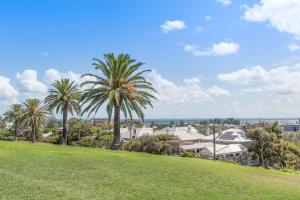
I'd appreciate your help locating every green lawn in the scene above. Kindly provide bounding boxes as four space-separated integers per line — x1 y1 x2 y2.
0 142 300 200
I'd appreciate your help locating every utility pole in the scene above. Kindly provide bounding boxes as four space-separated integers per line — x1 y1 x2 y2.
213 122 216 160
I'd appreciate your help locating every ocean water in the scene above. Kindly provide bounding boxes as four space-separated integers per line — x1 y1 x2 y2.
143 118 300 125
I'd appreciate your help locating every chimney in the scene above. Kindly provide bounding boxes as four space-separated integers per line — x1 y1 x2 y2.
187 125 192 133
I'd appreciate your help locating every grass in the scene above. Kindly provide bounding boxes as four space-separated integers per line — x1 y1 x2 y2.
0 142 300 200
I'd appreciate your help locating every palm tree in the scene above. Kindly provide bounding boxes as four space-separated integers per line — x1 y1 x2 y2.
81 53 156 150
3 104 23 141
21 99 48 143
45 79 81 144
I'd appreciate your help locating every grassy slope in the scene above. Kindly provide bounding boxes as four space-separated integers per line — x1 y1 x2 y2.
0 142 300 200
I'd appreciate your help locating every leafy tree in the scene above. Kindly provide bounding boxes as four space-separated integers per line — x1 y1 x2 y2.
68 118 92 143
44 116 60 136
3 104 23 140
81 53 156 150
246 123 300 169
21 99 48 143
45 79 81 144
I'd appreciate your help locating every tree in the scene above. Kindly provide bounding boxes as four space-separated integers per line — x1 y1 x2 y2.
0 116 6 135
3 104 23 140
21 99 48 143
45 79 81 144
246 123 300 169
81 53 156 150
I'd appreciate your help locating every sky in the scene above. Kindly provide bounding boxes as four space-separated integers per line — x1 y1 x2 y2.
1 0 300 119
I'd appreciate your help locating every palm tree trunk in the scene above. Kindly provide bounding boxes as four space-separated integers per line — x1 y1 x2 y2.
62 108 68 145
31 124 36 143
111 105 120 150
14 121 18 141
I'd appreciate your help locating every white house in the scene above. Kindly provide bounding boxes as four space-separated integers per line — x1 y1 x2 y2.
154 125 205 144
201 128 251 144
180 142 248 163
120 127 154 140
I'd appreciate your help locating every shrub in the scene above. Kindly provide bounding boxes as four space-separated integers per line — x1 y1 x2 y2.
79 136 96 147
0 135 15 141
40 135 60 144
124 134 178 155
181 151 195 158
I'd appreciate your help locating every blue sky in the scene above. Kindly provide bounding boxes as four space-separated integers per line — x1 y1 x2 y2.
1 0 300 118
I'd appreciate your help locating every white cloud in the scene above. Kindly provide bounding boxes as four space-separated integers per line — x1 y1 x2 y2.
243 0 300 38
184 42 239 56
217 0 231 6
0 76 19 105
218 63 300 101
205 16 212 21
160 20 186 33
148 70 229 105
217 65 267 85
206 86 230 96
45 69 96 89
16 69 48 98
288 44 300 51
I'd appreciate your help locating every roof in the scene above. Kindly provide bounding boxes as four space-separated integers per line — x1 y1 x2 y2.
154 126 205 141
120 127 154 140
202 128 250 143
180 142 247 156
202 144 246 156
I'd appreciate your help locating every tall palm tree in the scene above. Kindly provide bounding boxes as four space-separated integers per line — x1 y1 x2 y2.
81 53 156 150
21 99 48 143
45 79 81 144
3 104 23 141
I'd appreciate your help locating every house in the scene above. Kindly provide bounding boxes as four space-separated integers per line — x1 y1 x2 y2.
282 123 300 132
201 128 251 144
179 128 250 164
120 127 154 140
87 118 111 126
153 125 205 145
180 142 248 164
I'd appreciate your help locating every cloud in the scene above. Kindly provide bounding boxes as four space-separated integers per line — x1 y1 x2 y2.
160 20 186 33
243 0 300 38
45 69 96 89
206 86 230 96
184 42 239 56
42 51 49 57
148 70 229 105
0 76 19 105
217 65 267 85
216 0 231 6
195 26 204 33
289 44 300 51
218 63 300 101
16 69 48 98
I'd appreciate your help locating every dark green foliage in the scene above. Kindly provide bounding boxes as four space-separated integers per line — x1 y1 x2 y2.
124 134 178 155
181 151 195 158
79 136 96 147
246 122 300 169
40 135 60 144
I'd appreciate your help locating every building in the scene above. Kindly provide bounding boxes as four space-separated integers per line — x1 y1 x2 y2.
120 127 154 140
179 143 248 164
88 118 111 126
179 128 250 164
201 128 251 144
282 123 300 132
153 125 205 145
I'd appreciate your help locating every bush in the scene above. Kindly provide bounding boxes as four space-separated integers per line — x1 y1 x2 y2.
181 151 195 158
79 136 96 147
40 135 60 144
124 134 178 155
0 135 15 141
